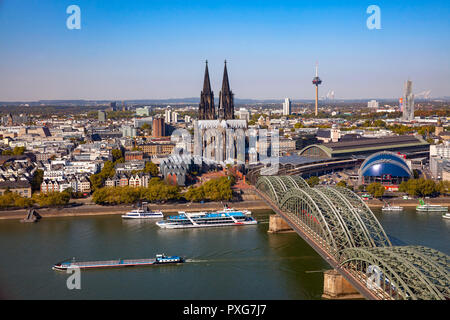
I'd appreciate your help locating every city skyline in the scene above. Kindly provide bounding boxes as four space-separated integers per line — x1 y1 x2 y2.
0 0 449 101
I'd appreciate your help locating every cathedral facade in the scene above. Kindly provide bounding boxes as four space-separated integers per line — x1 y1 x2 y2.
196 61 244 165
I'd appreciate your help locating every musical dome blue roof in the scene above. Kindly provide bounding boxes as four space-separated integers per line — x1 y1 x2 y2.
359 151 412 178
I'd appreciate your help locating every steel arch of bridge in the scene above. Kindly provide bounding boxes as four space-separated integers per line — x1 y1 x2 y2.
255 176 284 203
279 188 355 254
255 175 450 300
255 175 308 203
339 246 449 300
329 186 391 247
256 175 391 251
316 186 375 248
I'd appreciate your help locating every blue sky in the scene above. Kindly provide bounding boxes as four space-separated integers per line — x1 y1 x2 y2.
0 0 449 101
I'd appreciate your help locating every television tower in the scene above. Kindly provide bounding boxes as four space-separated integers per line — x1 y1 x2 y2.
312 63 322 116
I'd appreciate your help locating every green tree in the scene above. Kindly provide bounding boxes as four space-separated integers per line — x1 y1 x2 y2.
371 119 386 128
366 182 385 198
92 187 109 204
306 176 320 187
0 191 33 208
399 179 439 197
101 161 116 178
31 169 44 192
420 179 438 197
144 161 159 176
90 174 105 191
183 177 233 202
336 180 347 188
33 191 70 207
184 186 205 202
92 180 181 205
12 146 26 155
437 181 450 195
1 149 12 155
140 123 151 135
111 149 124 163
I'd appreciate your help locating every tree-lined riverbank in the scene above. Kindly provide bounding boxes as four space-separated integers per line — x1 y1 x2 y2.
0 200 272 220
1 197 449 220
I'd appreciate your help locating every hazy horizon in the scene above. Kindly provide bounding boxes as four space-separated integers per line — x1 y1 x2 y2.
1 96 449 105
1 1 449 101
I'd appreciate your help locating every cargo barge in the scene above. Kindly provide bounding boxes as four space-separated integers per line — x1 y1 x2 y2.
52 254 184 271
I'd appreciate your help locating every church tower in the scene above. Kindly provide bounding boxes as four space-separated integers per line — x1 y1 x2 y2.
218 60 235 120
199 60 216 120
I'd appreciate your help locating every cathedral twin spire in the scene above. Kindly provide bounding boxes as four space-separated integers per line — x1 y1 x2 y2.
199 60 234 120
199 60 215 120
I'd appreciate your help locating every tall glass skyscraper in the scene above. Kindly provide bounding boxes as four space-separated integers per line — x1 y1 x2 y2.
283 98 291 116
402 80 415 121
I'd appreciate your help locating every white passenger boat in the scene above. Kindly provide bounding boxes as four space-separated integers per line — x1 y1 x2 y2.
416 199 448 212
122 202 163 219
218 205 252 216
381 203 403 212
442 213 450 220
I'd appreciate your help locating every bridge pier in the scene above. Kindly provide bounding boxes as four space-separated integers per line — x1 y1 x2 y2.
322 270 364 300
267 215 294 233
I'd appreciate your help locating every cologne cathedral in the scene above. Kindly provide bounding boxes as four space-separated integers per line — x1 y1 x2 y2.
194 60 246 165
198 61 235 120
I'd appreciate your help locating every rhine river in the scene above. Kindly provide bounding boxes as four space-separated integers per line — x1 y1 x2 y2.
0 208 448 299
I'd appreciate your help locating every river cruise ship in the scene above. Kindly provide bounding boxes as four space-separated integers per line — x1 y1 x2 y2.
156 211 257 229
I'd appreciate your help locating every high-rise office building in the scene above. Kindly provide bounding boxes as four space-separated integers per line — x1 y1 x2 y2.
152 117 165 137
402 80 415 121
368 99 379 109
165 107 172 123
283 98 292 116
121 125 137 137
98 110 106 122
172 111 179 123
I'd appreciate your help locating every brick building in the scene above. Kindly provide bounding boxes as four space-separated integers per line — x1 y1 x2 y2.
125 151 144 161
